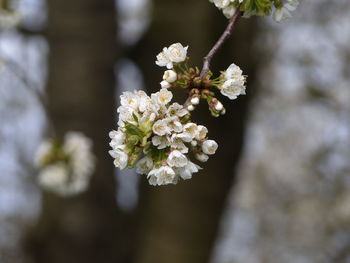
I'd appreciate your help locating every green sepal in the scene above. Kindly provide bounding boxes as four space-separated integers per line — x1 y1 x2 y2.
241 0 272 16
209 107 220 118
127 146 142 168
132 113 139 123
147 145 169 167
124 122 144 138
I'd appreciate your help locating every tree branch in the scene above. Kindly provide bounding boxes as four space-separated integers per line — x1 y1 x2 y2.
200 8 241 78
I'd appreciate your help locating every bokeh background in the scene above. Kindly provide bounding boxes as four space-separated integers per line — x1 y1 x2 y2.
1 0 350 262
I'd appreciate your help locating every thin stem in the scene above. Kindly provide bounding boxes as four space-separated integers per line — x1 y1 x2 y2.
200 8 241 78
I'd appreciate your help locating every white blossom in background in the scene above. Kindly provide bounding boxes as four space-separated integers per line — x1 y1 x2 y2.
35 132 96 196
0 10 21 32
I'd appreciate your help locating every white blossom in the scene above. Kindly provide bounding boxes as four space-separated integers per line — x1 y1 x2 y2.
163 70 177 83
273 0 299 22
224 63 243 80
137 90 154 112
221 79 246 100
202 140 218 155
155 47 172 69
36 132 96 196
170 134 189 153
152 135 170 149
165 116 183 133
152 88 173 105
209 0 243 18
160 80 171 89
117 105 138 126
167 150 188 168
109 145 128 169
148 174 158 186
148 166 176 185
38 163 69 192
176 161 201 180
167 43 188 63
167 103 188 117
120 91 140 110
195 125 208 140
109 130 126 148
221 63 246 100
153 119 171 136
182 123 198 141
136 156 153 175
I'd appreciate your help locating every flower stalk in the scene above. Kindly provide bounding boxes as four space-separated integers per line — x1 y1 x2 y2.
200 7 242 78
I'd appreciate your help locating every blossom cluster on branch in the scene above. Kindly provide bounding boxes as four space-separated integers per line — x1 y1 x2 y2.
109 43 245 186
109 0 299 186
35 132 96 196
210 0 299 22
109 88 218 186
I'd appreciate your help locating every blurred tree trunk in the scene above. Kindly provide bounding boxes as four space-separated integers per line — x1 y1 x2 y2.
24 1 134 262
129 1 259 263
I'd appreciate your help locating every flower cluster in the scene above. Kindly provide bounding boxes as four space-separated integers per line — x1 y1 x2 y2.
155 44 246 116
209 0 299 22
109 88 218 186
110 42 247 186
35 132 96 196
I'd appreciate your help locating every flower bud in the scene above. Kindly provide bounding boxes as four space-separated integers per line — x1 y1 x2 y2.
202 140 218 155
215 101 223 111
163 70 177 83
190 97 200 105
160 80 171 89
187 104 195 111
195 153 209 162
191 140 197 147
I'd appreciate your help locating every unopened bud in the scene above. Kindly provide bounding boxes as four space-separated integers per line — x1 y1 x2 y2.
190 97 200 105
187 104 195 111
215 101 223 111
191 140 198 147
163 70 177 83
195 153 209 162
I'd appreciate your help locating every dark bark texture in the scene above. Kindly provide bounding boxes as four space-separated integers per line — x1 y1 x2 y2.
24 1 134 263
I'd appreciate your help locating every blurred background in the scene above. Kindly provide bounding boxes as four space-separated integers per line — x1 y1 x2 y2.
0 0 350 262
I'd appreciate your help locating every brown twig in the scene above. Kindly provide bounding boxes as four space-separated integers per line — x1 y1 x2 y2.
200 8 242 78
